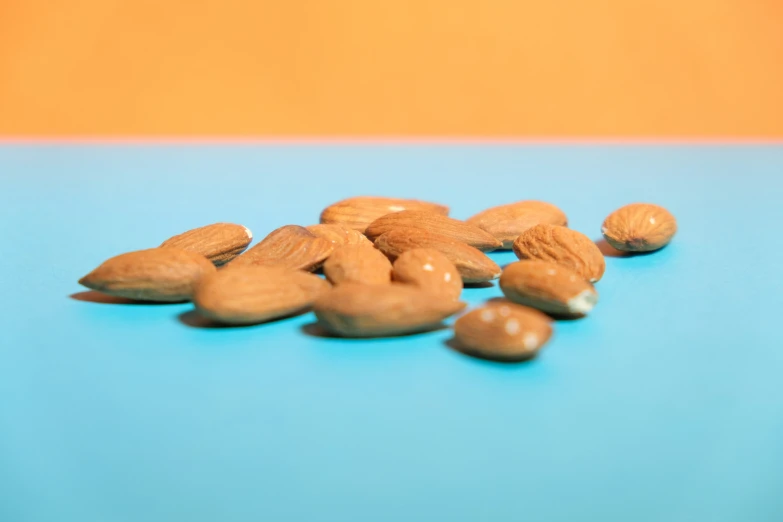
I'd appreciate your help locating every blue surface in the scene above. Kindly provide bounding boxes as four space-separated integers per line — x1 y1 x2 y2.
1 145 782 522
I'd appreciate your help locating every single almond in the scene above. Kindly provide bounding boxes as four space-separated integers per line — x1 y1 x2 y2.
453 301 553 362
230 225 334 271
512 224 606 282
320 196 449 233
79 248 216 302
160 222 253 266
602 203 677 252
305 224 374 247
314 283 466 337
194 265 329 325
374 228 501 283
323 245 393 285
365 210 501 251
467 201 568 249
392 248 462 301
500 260 598 317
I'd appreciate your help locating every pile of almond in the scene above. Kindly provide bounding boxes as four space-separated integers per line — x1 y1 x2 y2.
78 197 677 362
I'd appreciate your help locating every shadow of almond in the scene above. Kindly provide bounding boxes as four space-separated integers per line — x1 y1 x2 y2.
463 281 495 289
443 338 539 365
69 291 179 305
178 309 311 329
301 322 449 339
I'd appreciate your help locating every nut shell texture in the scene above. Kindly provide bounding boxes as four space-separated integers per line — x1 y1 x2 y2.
512 224 605 282
602 203 677 252
375 228 501 283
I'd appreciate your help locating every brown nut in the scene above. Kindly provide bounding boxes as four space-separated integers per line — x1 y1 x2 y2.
194 265 329 325
365 210 501 251
230 225 333 271
392 248 463 301
79 248 216 302
323 245 393 286
305 224 374 248
500 260 597 317
320 196 449 233
313 283 466 337
374 228 501 283
512 224 606 282
453 301 553 362
160 222 253 266
602 203 677 252
467 201 568 249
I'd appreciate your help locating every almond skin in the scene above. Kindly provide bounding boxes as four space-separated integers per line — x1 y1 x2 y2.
512 224 606 282
602 203 677 252
453 301 553 362
79 248 216 302
194 266 329 325
160 223 253 266
374 228 502 283
392 248 463 301
467 201 568 249
305 224 374 247
500 260 598 317
320 196 449 233
313 283 466 337
323 245 393 285
230 225 334 271
365 210 501 251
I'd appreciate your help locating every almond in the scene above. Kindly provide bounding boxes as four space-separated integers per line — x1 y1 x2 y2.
467 201 568 249
194 266 329 325
512 224 606 282
160 222 253 266
602 203 677 252
392 248 462 301
374 228 501 283
500 260 598 317
320 196 449 233
230 225 333 271
323 245 393 285
365 210 501 251
313 283 466 337
78 248 216 302
453 301 553 362
305 224 374 247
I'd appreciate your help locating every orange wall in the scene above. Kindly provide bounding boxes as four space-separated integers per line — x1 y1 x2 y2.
1 1 782 137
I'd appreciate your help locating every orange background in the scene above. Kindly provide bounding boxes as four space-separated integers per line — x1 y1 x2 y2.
1 1 782 138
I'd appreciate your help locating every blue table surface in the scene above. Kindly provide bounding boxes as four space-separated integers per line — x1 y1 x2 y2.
1 144 782 522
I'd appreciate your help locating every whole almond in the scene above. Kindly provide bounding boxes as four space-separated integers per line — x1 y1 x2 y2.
365 210 501 251
323 245 393 285
602 203 677 252
320 196 449 233
500 260 598 316
79 248 216 302
512 224 606 282
467 201 568 249
453 302 553 362
230 225 333 271
160 222 253 266
392 248 462 301
314 283 466 337
194 266 329 325
305 224 374 247
374 228 501 283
